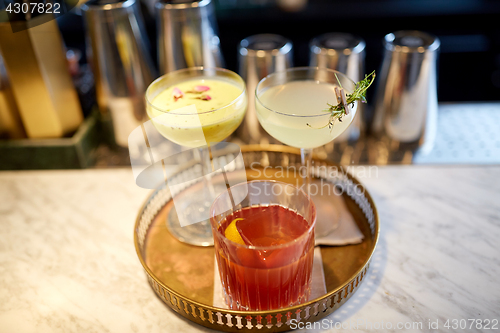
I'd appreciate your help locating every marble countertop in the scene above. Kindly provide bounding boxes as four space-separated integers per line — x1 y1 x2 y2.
1 166 499 332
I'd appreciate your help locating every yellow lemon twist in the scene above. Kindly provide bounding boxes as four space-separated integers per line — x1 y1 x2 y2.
224 218 245 245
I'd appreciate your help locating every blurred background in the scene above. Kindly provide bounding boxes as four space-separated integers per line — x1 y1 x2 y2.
1 0 500 169
58 0 500 103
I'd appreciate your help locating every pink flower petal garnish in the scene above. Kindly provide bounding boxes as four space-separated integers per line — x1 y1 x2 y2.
172 87 184 101
195 94 211 101
194 85 210 92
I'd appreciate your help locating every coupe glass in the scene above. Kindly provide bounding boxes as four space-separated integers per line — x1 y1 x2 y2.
255 67 357 237
146 67 247 246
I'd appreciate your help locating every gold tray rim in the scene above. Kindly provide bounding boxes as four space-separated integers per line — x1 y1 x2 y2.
134 144 380 328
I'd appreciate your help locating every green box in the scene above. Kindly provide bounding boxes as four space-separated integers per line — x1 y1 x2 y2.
0 111 101 170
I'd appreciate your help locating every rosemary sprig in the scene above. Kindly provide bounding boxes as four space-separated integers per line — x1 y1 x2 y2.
307 71 376 129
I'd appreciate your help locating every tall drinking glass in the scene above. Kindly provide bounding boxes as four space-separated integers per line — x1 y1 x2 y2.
146 67 247 246
255 67 357 237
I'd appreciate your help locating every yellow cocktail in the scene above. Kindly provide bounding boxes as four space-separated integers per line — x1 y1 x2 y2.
146 69 247 147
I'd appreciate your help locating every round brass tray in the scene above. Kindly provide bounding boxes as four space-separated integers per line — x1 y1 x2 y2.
134 145 379 332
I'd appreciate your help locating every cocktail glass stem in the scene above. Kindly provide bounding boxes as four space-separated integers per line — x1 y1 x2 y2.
301 147 337 238
198 145 216 199
197 145 217 239
300 148 313 194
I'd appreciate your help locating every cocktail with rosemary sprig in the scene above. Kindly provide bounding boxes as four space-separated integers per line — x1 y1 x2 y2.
255 67 375 236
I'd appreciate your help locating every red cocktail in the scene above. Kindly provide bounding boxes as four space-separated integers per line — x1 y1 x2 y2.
210 181 316 311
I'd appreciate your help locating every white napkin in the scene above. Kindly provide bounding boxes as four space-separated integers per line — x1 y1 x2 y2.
312 186 365 246
213 247 327 308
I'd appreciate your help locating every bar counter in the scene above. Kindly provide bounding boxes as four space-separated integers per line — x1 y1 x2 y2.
1 165 499 332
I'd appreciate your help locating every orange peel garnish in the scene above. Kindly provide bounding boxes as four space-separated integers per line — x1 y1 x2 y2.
224 218 245 245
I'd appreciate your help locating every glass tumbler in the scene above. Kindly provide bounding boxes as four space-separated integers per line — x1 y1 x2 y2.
210 180 316 311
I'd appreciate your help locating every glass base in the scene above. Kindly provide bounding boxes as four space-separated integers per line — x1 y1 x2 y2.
166 183 227 247
167 207 214 247
165 165 248 247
